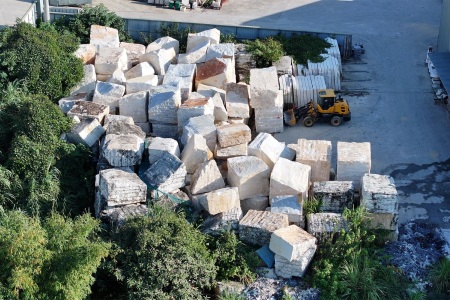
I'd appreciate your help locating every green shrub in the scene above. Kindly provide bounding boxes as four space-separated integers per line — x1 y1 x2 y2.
274 33 331 65
245 37 285 68
218 290 246 300
430 258 450 295
221 33 237 43
303 196 323 215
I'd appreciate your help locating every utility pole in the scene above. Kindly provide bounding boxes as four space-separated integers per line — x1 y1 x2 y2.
43 0 50 22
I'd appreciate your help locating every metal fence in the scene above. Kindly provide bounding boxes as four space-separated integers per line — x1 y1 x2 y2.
50 6 82 22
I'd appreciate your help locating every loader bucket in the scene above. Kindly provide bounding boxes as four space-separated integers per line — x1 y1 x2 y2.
284 108 296 126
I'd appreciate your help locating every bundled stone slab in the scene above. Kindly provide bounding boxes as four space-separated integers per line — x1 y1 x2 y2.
186 28 220 53
71 64 97 95
67 117 105 147
99 203 148 229
148 137 180 165
119 42 146 66
140 48 176 75
227 156 270 200
296 139 332 183
195 58 235 90
74 44 96 65
148 85 182 125
312 181 355 213
217 123 251 148
306 213 347 241
225 83 250 118
195 186 239 215
67 100 109 122
270 195 303 223
214 143 248 160
240 196 269 215
248 132 294 170
107 69 126 86
105 121 146 141
124 62 155 80
206 43 235 61
254 106 284 133
103 134 145 167
249 66 280 108
163 64 196 101
119 91 148 123
270 158 311 202
269 225 316 261
142 152 187 193
181 115 217 151
239 210 289 246
336 142 371 188
181 134 213 174
177 97 214 132
92 81 126 112
178 40 210 64
90 25 120 48
126 75 159 94
201 206 243 235
95 47 129 76
190 160 225 195
99 168 147 207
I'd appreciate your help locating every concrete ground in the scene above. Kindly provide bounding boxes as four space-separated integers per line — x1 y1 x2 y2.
93 0 450 233
0 0 35 27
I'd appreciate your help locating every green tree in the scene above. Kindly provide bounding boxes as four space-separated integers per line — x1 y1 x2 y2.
0 22 83 102
245 37 285 68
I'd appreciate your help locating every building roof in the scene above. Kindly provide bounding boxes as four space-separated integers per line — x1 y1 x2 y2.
0 0 35 28
429 52 450 93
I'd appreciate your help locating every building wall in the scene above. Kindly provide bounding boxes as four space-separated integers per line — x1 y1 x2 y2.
438 0 450 52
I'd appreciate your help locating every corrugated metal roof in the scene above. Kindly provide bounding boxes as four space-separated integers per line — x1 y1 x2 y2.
429 52 450 92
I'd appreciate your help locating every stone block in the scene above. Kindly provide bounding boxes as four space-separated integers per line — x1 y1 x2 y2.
273 56 294 76
361 174 398 214
146 36 179 57
124 62 155 80
296 139 332 183
104 115 134 128
99 168 147 207
181 134 213 173
142 152 187 193
103 134 145 167
67 118 105 147
71 64 97 95
254 106 284 133
67 100 109 123
248 132 291 170
151 122 178 139
178 40 210 64
249 66 280 108
197 83 226 102
240 196 269 215
120 42 146 66
163 64 196 102
336 142 371 188
214 143 248 160
140 48 176 75
201 206 243 235
186 28 220 53
177 97 214 132
195 58 235 90
196 186 240 215
105 121 146 140
225 82 250 118
256 245 275 268
90 25 120 48
107 69 127 86
216 123 251 148
312 181 355 213
74 44 96 64
211 92 228 121
126 75 159 94
269 225 316 261
96 74 111 82
147 137 180 165
270 195 303 223
181 115 217 152
306 213 347 241
119 91 148 123
190 160 225 195
206 43 235 61
227 156 270 200
95 47 129 75
274 248 316 278
239 210 289 246
135 122 150 134
59 93 89 114
92 81 126 112
148 85 182 125
99 204 148 229
270 158 311 202
366 212 398 231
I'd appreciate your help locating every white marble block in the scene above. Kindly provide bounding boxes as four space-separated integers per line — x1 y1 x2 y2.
124 62 155 80
93 81 126 112
147 137 180 165
95 47 129 75
225 82 250 118
90 25 120 48
181 134 213 173
197 187 240 215
296 139 332 183
126 75 159 94
119 91 148 123
269 225 316 262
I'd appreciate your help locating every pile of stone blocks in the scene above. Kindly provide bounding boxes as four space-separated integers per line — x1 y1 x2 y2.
360 174 399 240
249 66 284 133
181 115 217 152
312 181 355 212
195 58 236 90
248 132 295 170
296 139 332 182
269 225 317 278
336 142 371 188
306 213 346 242
163 63 196 102
225 83 250 120
239 210 289 245
270 158 311 203
147 137 180 165
93 81 126 113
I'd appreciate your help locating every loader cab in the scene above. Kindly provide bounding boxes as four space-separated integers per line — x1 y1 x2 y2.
317 89 337 112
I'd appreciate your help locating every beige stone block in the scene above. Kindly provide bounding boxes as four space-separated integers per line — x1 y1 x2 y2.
177 97 214 133
148 137 180 165
227 156 270 199
140 48 176 75
361 173 398 214
67 118 105 147
95 47 129 75
270 158 311 202
254 106 284 133
190 160 225 195
239 210 289 246
124 62 155 80
107 69 127 86
181 115 217 152
126 75 159 94
270 225 316 261
226 82 250 118
74 44 96 64
197 186 240 215
186 28 220 53
217 123 251 148
296 139 332 183
93 81 125 111
248 132 290 170
103 134 145 167
336 142 371 188
119 42 146 66
178 40 210 64
181 134 213 173
214 143 248 160
90 25 120 48
119 91 148 123
146 36 179 57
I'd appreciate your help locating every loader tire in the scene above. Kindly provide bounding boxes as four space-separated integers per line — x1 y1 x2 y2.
303 117 314 127
330 116 342 126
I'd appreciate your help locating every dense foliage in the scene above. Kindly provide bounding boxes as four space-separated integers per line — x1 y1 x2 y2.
0 22 83 102
245 37 285 68
429 258 450 297
0 208 110 299
275 33 332 65
156 23 192 53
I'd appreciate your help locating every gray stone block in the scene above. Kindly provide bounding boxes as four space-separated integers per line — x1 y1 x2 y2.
142 152 187 193
93 81 126 111
270 195 303 223
239 210 289 246
119 91 148 123
147 137 180 165
102 134 144 167
67 100 109 123
312 181 355 213
306 213 347 241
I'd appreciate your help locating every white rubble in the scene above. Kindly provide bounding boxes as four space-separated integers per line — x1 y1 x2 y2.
239 210 289 246
119 91 148 123
216 123 251 148
147 137 180 165
124 62 155 80
181 134 213 174
226 83 250 118
336 142 371 188
270 158 311 202
296 139 332 183
102 134 145 167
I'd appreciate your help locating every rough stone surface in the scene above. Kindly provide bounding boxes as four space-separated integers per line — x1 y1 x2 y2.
107 69 127 86
367 212 398 231
90 25 120 48
190 160 225 195
197 83 226 102
103 134 145 167
163 64 196 102
195 58 235 90
151 122 178 139
74 44 96 64
124 62 155 80
181 134 213 173
67 118 105 147
270 158 311 202
147 137 180 165
135 122 150 134
148 85 182 125
140 48 177 75
206 43 235 61
361 173 398 214
249 66 280 108
211 92 228 121
146 36 179 57
142 152 187 193
274 248 316 278
235 43 256 83
105 122 146 140
181 115 217 152
201 206 243 235
126 75 159 94
95 47 129 75
67 100 109 122
296 139 332 183
186 28 220 53
178 40 210 64
99 204 148 229
273 56 294 76
99 168 147 207
104 115 134 128
306 213 347 241
119 91 148 123
239 210 289 246
71 64 97 95
59 98 81 114
92 81 125 112
119 42 146 66
312 181 355 213
248 132 291 170
270 195 303 223
226 82 250 118
336 142 371 188
254 106 284 133
227 156 270 200
214 143 248 160
196 186 240 215
177 97 214 132
240 196 269 215
217 123 251 148
270 225 316 261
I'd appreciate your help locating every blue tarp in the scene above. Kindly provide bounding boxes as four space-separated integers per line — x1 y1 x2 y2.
429 52 450 92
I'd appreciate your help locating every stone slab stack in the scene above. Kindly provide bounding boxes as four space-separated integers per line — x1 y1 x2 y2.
190 160 225 195
270 195 303 224
239 210 289 245
269 225 317 278
270 158 311 203
248 132 295 170
303 54 341 91
306 213 346 242
360 174 399 240
177 97 214 133
119 91 148 124
102 134 145 167
181 134 213 174
278 74 297 108
163 64 196 102
312 181 355 213
93 81 126 113
250 66 283 133
181 115 217 152
296 75 327 107
195 58 235 90
296 139 332 183
336 142 371 189
147 137 180 165
225 83 250 119
142 152 187 193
